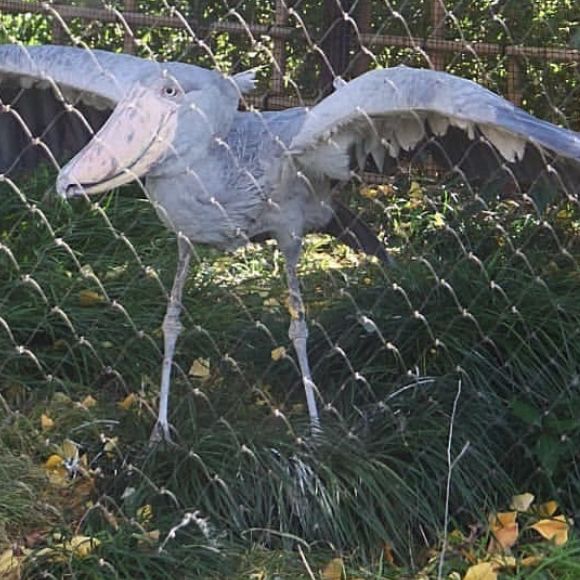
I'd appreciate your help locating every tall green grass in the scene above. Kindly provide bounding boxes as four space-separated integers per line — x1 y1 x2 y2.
1 170 579 576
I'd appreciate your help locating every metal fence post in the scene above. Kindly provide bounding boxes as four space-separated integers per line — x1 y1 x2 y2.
270 0 287 95
123 0 137 54
430 0 446 70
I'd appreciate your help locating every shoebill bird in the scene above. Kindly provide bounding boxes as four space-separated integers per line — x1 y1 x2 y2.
1 45 579 441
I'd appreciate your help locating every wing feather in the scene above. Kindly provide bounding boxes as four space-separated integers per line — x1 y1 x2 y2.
288 66 580 189
0 44 256 175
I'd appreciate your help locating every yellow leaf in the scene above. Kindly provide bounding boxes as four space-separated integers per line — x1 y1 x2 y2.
137 504 153 524
521 555 543 567
137 529 160 546
81 395 97 409
46 469 68 487
489 554 517 568
270 346 286 362
119 393 138 410
189 358 210 379
432 212 446 228
40 413 55 431
67 535 100 557
360 186 379 199
38 536 100 561
321 557 344 580
409 180 423 198
52 392 72 405
556 208 573 221
43 454 68 486
59 439 79 461
0 548 22 579
44 454 64 470
448 529 465 544
537 500 558 517
103 436 119 456
464 562 498 580
510 492 535 512
79 289 106 307
488 511 518 552
531 515 569 545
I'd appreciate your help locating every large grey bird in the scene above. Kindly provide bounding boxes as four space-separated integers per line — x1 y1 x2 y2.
1 44 579 441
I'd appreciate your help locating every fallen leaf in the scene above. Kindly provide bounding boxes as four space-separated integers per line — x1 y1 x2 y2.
52 392 72 405
0 548 22 579
37 535 100 561
79 289 106 307
537 500 558 518
137 504 153 524
489 554 517 569
189 358 210 379
43 454 68 487
383 542 395 565
59 439 79 462
118 393 138 410
81 395 97 409
432 212 446 228
510 492 535 512
531 515 569 545
270 346 286 361
448 529 465 543
44 454 64 470
321 557 344 580
40 413 55 431
488 511 518 552
103 436 119 457
521 555 543 567
464 561 498 580
136 529 160 547
409 180 424 198
360 185 380 199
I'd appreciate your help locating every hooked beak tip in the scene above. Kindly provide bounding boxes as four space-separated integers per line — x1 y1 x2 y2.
56 174 85 199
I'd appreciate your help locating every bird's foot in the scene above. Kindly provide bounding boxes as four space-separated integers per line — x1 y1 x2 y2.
310 418 322 435
308 418 323 445
149 420 177 446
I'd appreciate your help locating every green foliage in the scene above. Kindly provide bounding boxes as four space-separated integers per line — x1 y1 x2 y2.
0 1 579 576
2 169 580 576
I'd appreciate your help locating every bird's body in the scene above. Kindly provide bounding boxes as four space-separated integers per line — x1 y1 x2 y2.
1 44 580 440
145 108 332 252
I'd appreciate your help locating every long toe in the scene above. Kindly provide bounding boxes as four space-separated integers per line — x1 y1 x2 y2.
149 420 176 446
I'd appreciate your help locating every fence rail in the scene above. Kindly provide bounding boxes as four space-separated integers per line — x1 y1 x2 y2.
1 0 579 110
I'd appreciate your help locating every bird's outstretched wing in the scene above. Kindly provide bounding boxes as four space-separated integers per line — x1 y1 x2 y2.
0 44 256 175
287 66 580 192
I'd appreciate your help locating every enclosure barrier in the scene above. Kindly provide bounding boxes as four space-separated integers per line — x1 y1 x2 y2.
0 1 580 577
0 0 579 108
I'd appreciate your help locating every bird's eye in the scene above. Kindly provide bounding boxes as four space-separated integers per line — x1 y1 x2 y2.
163 85 178 97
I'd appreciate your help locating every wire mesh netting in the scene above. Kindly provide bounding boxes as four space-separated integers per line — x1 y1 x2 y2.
1 1 580 577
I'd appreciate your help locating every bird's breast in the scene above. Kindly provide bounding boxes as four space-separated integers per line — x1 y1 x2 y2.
144 165 268 251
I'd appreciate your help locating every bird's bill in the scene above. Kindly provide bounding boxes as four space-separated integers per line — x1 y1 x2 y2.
56 84 178 197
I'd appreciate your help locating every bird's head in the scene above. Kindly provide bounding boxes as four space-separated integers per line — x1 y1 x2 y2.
57 65 254 197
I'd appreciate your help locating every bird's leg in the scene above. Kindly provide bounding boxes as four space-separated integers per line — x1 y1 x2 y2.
150 235 192 443
282 238 321 431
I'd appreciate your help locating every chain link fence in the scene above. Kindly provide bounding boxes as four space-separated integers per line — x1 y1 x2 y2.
0 1 579 576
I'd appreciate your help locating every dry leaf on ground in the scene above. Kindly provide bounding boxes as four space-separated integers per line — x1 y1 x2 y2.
531 515 569 545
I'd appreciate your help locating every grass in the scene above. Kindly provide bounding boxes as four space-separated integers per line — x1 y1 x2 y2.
1 168 580 577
